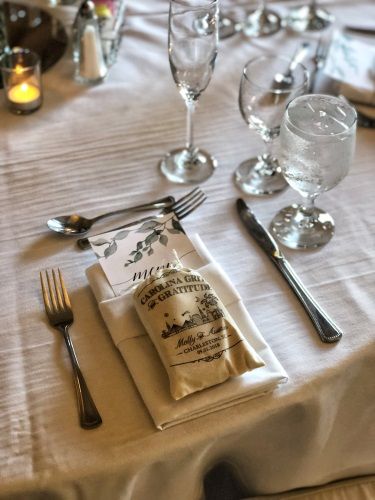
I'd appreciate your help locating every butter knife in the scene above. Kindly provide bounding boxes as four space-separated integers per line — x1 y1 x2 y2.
236 199 342 343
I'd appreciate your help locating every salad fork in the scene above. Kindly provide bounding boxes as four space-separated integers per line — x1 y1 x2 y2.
40 269 102 429
77 187 207 250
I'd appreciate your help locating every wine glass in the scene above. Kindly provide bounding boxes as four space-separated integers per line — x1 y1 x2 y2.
285 0 334 32
243 0 281 37
270 94 357 249
235 55 308 196
160 0 219 184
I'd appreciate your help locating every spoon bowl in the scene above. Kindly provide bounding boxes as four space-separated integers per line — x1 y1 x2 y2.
47 214 95 235
273 41 310 89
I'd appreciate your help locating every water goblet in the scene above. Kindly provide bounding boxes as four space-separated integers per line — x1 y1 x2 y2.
160 0 219 184
270 94 357 249
235 55 308 195
243 0 281 37
285 0 334 32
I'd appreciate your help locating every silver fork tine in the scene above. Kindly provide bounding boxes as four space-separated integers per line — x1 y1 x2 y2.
171 187 200 211
40 271 53 315
46 270 58 313
175 192 207 220
173 189 204 217
53 269 64 311
59 268 72 310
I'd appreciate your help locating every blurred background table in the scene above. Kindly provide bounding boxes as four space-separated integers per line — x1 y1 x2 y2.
0 0 374 499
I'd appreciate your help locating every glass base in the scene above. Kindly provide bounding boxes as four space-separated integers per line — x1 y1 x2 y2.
270 204 335 249
160 147 217 184
285 5 334 32
234 155 287 195
219 15 238 39
243 8 281 37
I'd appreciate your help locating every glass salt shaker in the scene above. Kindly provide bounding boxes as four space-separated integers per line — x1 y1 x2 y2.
73 0 107 84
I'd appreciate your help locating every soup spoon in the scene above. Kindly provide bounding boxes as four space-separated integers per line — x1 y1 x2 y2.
47 196 175 236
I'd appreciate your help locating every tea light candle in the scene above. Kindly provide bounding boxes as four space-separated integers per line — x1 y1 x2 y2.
0 49 43 114
8 82 41 104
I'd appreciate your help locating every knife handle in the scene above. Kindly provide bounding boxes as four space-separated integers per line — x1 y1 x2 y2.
273 257 342 343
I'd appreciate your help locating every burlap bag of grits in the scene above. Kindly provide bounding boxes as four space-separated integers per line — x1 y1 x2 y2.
133 267 265 400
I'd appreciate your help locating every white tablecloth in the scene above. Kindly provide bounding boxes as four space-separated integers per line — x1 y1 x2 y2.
0 1 374 499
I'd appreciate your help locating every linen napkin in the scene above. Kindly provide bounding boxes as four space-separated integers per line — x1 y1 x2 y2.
323 31 375 106
86 235 288 430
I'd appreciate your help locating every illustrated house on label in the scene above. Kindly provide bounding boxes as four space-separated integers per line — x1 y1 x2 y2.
161 305 225 338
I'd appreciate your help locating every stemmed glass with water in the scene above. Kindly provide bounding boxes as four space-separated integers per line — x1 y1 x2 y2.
286 0 334 32
243 0 281 37
160 0 219 184
270 94 357 249
235 55 308 195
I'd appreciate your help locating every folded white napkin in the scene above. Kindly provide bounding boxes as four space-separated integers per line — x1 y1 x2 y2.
324 31 375 106
86 235 287 430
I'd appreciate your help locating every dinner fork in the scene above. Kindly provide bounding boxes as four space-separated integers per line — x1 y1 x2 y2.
77 187 207 250
40 269 102 429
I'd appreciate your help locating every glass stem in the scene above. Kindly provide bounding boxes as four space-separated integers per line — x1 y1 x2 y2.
259 0 267 11
301 195 316 218
185 100 196 158
310 0 317 9
264 140 272 159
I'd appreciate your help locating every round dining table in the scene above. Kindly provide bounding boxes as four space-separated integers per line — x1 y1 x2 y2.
0 0 374 498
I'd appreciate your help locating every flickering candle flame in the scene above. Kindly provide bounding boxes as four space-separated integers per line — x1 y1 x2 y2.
8 82 41 104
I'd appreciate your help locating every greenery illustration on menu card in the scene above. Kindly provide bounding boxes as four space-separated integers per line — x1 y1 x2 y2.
88 214 201 297
90 216 185 265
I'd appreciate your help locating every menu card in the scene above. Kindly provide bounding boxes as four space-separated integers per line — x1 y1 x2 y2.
323 31 375 102
88 213 203 296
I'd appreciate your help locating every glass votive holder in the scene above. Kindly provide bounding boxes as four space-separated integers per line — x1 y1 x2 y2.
0 48 43 115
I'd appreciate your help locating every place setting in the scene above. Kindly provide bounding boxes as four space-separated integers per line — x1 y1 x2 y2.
41 184 288 430
37 0 366 433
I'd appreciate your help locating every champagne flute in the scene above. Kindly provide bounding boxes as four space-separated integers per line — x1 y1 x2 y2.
243 0 281 37
270 94 357 249
160 0 219 184
235 55 308 196
285 0 334 32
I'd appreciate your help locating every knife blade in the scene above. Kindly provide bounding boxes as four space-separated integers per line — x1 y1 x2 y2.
236 199 342 343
